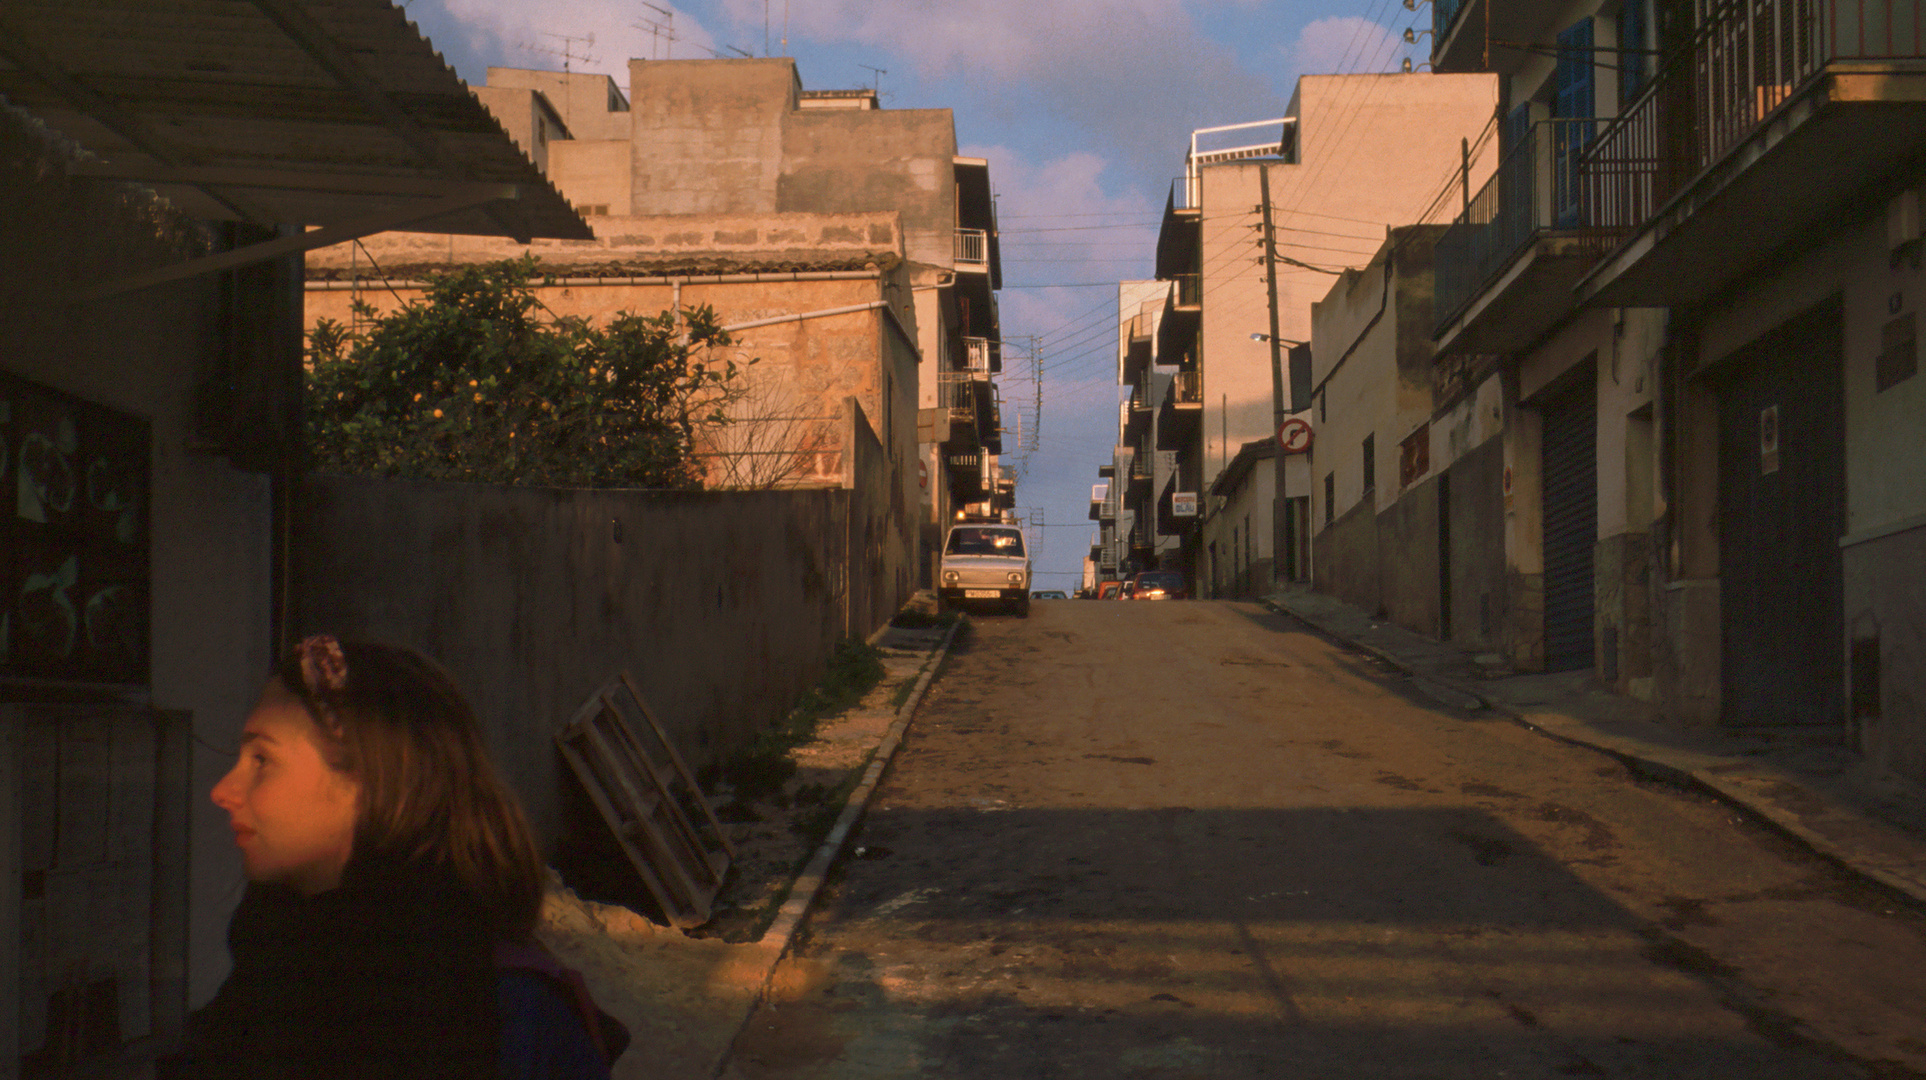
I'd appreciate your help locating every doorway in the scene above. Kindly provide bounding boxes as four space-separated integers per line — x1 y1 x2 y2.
1716 299 1845 729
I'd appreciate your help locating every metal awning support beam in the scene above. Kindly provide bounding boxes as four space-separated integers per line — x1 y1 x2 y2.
84 183 520 301
68 162 517 200
0 15 268 223
247 0 531 243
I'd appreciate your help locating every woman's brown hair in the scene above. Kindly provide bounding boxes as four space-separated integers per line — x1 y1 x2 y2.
276 639 546 941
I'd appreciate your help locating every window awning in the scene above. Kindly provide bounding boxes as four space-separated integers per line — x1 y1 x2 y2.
0 0 593 295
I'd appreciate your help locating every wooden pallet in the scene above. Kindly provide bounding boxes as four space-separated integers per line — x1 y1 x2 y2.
555 674 734 928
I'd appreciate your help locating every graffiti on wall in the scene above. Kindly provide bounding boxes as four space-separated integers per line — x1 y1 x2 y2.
2 372 149 684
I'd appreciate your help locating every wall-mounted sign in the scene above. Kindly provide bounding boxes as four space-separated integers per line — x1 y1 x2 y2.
1172 492 1199 517
1277 417 1314 455
2 372 151 684
1092 482 1109 502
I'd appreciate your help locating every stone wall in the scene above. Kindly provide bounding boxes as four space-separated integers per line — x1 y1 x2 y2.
290 406 907 852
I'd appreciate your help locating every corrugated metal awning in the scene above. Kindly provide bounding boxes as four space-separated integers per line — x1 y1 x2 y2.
0 0 592 294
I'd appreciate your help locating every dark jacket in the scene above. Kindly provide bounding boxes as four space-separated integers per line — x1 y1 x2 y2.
181 859 506 1080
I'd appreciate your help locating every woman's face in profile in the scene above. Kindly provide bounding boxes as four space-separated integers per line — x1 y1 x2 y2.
210 678 362 895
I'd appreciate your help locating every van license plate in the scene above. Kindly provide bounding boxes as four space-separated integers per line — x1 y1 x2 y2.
964 589 1000 598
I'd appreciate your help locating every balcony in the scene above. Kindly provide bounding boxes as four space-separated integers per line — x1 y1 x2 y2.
937 370 996 447
961 335 996 374
1433 118 1617 354
955 227 989 269
1157 278 1202 367
1580 0 1926 307
1121 312 1153 383
1156 176 1202 278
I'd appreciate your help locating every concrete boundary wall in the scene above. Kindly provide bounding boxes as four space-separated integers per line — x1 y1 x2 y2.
291 420 906 849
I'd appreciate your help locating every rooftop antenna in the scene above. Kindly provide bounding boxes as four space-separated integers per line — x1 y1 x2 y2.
725 45 753 58
858 63 887 96
636 2 674 60
764 0 770 56
516 31 597 73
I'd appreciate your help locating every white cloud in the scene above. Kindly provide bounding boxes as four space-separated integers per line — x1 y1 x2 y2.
431 0 720 85
1285 16 1406 79
724 0 1287 180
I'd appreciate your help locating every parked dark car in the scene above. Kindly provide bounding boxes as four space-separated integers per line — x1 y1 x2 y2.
1030 589 1068 600
1127 571 1189 600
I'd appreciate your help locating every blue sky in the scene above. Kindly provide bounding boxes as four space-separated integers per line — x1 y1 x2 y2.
399 0 1418 587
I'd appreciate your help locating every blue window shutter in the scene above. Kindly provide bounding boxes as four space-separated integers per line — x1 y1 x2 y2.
1554 18 1595 121
1553 18 1597 227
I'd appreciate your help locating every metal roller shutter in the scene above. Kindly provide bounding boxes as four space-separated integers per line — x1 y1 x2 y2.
1541 381 1597 672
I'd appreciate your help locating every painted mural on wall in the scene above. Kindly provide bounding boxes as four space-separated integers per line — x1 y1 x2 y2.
1 372 149 684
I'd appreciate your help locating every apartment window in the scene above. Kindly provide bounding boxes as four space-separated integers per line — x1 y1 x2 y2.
1362 433 1375 493
1553 17 1598 228
1317 391 1326 424
1324 472 1335 525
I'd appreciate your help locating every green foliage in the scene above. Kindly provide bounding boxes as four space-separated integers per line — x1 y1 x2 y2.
717 638 887 801
306 256 745 488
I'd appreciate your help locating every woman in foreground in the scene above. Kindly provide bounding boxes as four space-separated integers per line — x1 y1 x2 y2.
178 636 619 1079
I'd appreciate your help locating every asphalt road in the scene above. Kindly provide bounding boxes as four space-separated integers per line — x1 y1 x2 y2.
723 601 1926 1080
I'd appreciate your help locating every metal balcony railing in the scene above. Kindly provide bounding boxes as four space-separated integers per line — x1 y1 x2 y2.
1131 451 1152 481
1171 273 1202 307
1434 118 1604 332
1172 369 1202 405
937 370 978 416
1586 0 1925 238
961 336 993 373
955 227 989 268
1129 384 1150 412
1170 175 1200 211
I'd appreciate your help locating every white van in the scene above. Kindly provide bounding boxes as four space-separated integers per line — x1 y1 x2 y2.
938 523 1031 617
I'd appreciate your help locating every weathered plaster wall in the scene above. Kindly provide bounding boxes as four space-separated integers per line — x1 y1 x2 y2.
1313 495 1382 616
1846 522 1926 781
1446 433 1509 650
0 113 286 1010
625 58 796 215
779 108 957 270
1377 474 1442 637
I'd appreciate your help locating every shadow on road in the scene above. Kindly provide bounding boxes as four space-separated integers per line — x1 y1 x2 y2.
729 804 1855 1079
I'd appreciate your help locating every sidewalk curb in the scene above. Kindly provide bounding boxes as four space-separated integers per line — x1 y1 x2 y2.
708 615 964 1078
1261 598 1926 911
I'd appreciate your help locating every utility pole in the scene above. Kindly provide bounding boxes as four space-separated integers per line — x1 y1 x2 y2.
1260 166 1287 592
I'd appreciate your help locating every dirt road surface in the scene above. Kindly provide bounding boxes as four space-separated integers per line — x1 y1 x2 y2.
722 601 1926 1079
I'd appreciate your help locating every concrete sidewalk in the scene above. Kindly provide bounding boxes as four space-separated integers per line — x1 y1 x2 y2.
1263 586 1926 908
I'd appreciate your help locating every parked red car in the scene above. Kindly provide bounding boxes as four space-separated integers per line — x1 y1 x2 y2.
1096 580 1125 600
1127 571 1189 600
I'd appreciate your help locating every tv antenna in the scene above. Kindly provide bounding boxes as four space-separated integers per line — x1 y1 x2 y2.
725 45 753 58
518 31 597 73
635 2 674 60
858 63 887 95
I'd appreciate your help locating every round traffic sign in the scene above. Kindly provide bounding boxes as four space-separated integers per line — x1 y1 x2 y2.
1277 417 1314 454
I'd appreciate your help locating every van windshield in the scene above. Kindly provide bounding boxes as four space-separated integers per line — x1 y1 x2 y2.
946 527 1025 556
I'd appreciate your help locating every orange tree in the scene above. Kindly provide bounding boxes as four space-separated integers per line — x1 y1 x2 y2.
306 256 745 488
